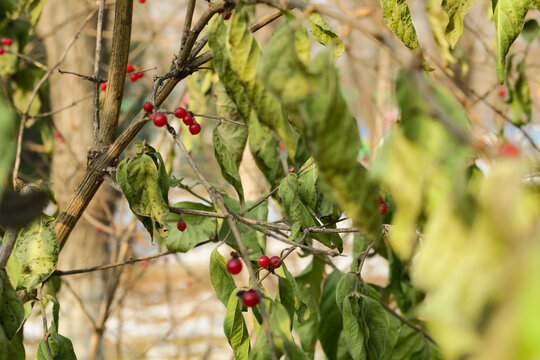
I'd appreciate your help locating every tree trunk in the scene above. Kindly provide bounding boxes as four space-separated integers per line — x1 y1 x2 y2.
36 1 116 359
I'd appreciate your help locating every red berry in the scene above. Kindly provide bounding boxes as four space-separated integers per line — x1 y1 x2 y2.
181 93 189 105
143 102 154 112
498 89 506 98
242 290 259 307
95 226 103 233
279 142 285 151
500 142 520 157
218 9 225 14
54 131 63 140
224 12 232 20
258 255 270 268
138 0 146 3
100 82 107 91
288 165 295 172
227 258 242 274
1 38 12 46
140 259 149 267
152 113 167 127
380 202 387 215
126 63 134 73
129 74 138 82
183 114 194 126
0 48 4 55
189 122 201 135
269 256 281 269
136 72 144 79
174 107 188 119
177 218 187 231
378 195 385 204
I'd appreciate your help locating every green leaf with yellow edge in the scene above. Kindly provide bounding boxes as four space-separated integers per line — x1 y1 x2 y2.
226 8 298 159
260 19 381 241
441 0 476 47
208 17 284 187
380 0 419 49
6 215 59 291
309 13 344 59
223 289 250 360
492 0 530 83
116 154 169 238
426 0 457 66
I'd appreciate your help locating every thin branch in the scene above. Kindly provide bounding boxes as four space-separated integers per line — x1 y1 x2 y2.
12 9 98 187
192 113 247 127
240 187 279 216
93 0 107 142
4 49 49 71
180 0 197 52
28 93 93 119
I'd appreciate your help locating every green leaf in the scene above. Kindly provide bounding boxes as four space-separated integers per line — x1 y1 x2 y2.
260 21 381 241
218 196 267 260
493 0 530 83
318 270 344 360
0 97 15 199
278 274 296 323
36 332 77 360
281 263 309 322
166 202 217 252
208 17 285 186
380 0 419 49
342 297 366 360
508 58 531 126
223 289 250 360
0 269 24 340
309 14 344 59
0 327 18 360
6 215 59 291
210 246 237 307
116 154 170 238
441 0 476 47
213 124 246 203
426 0 457 66
226 8 298 159
520 19 540 43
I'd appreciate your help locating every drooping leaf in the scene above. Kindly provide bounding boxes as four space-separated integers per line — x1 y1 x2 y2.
226 8 298 159
116 154 170 238
380 0 419 49
208 17 285 186
318 270 344 360
441 0 476 47
213 124 245 203
426 0 457 66
36 332 77 360
309 13 344 59
210 246 237 307
6 215 59 291
260 20 381 241
166 202 217 252
0 269 24 340
223 289 250 360
507 57 531 126
342 297 366 360
492 0 530 83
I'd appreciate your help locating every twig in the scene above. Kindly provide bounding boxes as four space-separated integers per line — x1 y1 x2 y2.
180 0 197 52
93 0 107 142
192 113 246 127
379 299 437 345
12 9 98 187
240 187 279 216
4 49 49 71
28 93 93 119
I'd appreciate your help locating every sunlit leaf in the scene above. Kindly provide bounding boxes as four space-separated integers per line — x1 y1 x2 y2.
166 202 217 252
224 289 250 359
210 247 238 307
441 0 476 47
380 0 419 49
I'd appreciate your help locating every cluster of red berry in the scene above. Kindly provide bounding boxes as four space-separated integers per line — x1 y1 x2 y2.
99 63 144 91
225 254 283 307
174 106 201 135
0 37 13 55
